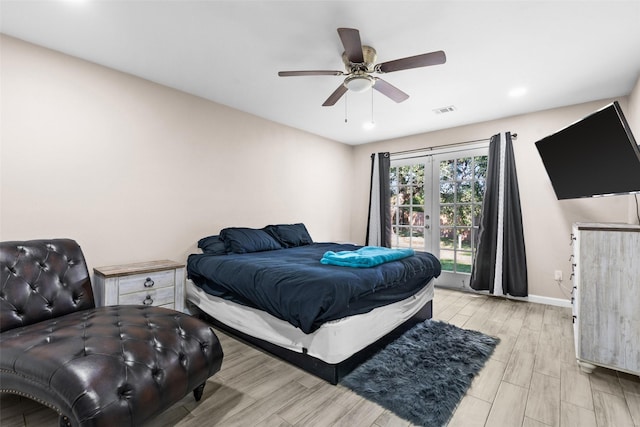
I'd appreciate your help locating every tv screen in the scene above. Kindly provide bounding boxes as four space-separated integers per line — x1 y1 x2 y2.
535 101 640 200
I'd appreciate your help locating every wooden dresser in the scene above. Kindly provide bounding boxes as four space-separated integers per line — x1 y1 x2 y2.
94 260 185 312
571 222 640 376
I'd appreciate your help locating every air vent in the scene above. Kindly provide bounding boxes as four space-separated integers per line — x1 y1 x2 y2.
433 105 456 114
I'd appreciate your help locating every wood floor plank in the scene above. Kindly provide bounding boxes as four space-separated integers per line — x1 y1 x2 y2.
522 303 545 332
618 371 640 395
447 394 491 427
213 381 308 427
176 383 256 426
522 417 550 427
253 414 292 427
448 312 471 327
372 410 411 427
490 332 517 364
467 358 508 403
588 368 625 397
503 349 536 389
623 390 640 425
524 372 560 427
331 397 386 427
512 327 541 355
560 363 594 410
276 383 343 425
484 382 528 427
533 352 562 380
592 390 635 427
559 401 597 427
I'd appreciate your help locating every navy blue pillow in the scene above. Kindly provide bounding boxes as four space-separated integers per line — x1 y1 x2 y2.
220 227 282 254
264 223 313 248
197 235 227 255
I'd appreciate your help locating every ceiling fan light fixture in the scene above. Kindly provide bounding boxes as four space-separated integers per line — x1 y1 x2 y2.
344 75 374 92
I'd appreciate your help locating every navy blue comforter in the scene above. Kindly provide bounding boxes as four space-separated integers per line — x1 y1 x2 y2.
187 243 441 333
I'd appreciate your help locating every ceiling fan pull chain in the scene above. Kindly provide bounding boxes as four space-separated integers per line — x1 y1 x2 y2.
345 92 348 123
371 89 375 125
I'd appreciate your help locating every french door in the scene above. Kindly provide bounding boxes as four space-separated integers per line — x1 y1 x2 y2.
390 147 488 289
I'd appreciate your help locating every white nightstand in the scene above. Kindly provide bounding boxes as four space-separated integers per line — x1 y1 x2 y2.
93 260 185 312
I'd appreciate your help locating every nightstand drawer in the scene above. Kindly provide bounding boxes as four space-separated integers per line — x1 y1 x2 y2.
118 270 175 295
119 286 175 306
94 260 185 312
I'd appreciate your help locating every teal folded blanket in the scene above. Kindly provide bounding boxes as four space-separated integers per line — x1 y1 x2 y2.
320 246 415 268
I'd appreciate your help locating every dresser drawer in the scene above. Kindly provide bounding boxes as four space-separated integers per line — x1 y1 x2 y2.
118 270 175 295
118 286 175 306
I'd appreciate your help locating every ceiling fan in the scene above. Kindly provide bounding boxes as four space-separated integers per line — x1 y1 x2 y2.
278 28 446 106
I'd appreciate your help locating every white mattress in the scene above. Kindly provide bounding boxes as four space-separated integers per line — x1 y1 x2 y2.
185 278 434 364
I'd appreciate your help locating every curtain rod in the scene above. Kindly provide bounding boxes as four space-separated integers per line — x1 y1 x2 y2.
388 133 517 156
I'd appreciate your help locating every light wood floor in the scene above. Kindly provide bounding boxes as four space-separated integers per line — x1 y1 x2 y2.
2 287 639 426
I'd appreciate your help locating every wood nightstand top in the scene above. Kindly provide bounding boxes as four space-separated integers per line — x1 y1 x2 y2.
93 260 185 277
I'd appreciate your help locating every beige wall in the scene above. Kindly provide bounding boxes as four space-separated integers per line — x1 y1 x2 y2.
0 35 353 275
627 74 640 223
350 98 638 301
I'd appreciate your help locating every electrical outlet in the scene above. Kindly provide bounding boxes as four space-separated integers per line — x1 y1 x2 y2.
554 270 563 281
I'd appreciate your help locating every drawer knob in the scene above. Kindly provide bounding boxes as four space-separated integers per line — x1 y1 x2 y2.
144 277 155 288
143 295 154 306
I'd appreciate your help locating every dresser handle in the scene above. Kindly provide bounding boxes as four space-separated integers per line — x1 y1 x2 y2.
144 277 155 288
143 295 153 306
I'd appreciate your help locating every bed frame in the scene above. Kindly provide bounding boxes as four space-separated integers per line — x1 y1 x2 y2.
191 299 432 385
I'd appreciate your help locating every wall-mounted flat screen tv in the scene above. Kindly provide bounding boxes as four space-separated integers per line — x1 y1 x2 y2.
535 101 640 200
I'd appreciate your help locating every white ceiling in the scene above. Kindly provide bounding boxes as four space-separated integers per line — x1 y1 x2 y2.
2 0 640 145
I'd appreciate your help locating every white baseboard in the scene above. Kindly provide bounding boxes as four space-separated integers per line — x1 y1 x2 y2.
525 294 572 308
436 285 573 308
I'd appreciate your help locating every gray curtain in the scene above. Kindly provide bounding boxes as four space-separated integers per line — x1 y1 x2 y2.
470 132 528 297
366 152 391 247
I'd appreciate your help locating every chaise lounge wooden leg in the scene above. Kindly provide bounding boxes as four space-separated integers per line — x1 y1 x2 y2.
193 382 206 401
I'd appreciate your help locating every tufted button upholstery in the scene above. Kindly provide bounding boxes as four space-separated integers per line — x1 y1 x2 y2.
0 239 223 426
1 239 95 332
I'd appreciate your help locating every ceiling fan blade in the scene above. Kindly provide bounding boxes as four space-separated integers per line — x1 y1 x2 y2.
337 28 364 63
278 70 344 77
322 84 349 106
373 78 409 103
377 50 446 73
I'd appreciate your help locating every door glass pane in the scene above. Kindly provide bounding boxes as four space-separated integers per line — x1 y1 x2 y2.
440 160 454 181
398 207 411 224
456 157 473 181
439 249 455 272
440 227 454 249
437 155 488 274
457 251 473 273
474 156 488 177
440 182 454 204
390 163 427 252
473 205 482 226
440 206 454 226
456 205 472 226
456 182 473 203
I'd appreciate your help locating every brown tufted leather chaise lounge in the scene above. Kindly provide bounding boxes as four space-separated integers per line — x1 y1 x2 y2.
0 239 223 426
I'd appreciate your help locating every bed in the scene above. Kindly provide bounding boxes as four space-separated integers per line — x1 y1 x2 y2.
185 224 441 383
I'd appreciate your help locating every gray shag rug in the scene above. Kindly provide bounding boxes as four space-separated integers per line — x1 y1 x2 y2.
340 320 499 427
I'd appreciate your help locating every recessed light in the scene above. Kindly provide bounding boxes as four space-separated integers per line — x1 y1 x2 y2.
509 87 527 97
